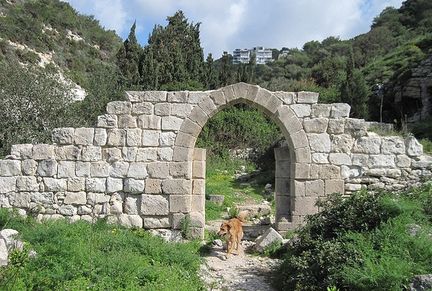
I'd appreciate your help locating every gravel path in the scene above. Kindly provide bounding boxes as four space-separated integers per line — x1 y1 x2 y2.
199 241 281 291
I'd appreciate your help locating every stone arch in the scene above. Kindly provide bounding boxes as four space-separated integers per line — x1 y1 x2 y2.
173 83 315 232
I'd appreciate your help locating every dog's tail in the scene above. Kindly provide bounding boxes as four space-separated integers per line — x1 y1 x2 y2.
237 210 249 222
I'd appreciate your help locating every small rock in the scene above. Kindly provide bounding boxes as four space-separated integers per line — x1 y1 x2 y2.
212 239 223 247
407 224 422 236
0 229 19 248
410 274 432 291
0 239 8 266
208 195 224 206
254 227 283 253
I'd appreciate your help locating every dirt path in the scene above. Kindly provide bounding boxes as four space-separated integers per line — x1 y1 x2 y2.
199 241 281 291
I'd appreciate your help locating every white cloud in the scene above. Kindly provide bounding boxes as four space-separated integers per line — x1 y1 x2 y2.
64 0 404 57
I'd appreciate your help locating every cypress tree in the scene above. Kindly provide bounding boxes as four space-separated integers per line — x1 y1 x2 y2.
116 21 141 88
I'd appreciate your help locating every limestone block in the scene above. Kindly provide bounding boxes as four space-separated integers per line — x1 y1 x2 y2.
353 136 381 154
386 169 402 178
330 103 351 118
9 192 30 207
124 178 144 193
55 145 80 160
291 131 309 149
311 104 332 117
64 192 86 205
85 178 106 193
274 91 295 104
191 195 205 212
297 91 319 104
161 116 183 131
179 118 201 137
76 162 91 177
32 144 55 160
171 213 186 229
109 162 129 178
305 180 324 197
198 97 217 117
124 196 139 214
159 148 173 161
106 177 123 193
303 118 328 133
68 177 85 192
170 162 191 178
341 165 362 179
126 91 167 102
81 146 102 163
125 129 142 147
57 161 75 178
327 119 345 134
141 194 169 215
412 155 432 169
90 161 110 177
295 146 311 165
87 192 110 205
16 176 38 192
154 103 171 116
59 205 77 216
143 217 170 229
329 153 352 165
345 183 362 191
192 179 205 195
405 136 423 157
188 107 208 127
137 115 161 129
396 155 411 168
294 163 310 179
325 179 344 195
319 164 341 179
97 114 118 128
189 91 208 104
117 214 143 228
331 134 354 153
0 177 16 193
136 148 158 162
344 118 367 137
127 162 148 179
293 196 318 215
352 154 369 166
118 115 137 128
171 103 193 117
102 148 121 163
175 132 196 148
43 178 67 191
107 129 126 146
368 155 395 168
147 162 169 179
167 91 188 103
290 104 311 117
122 147 137 162
74 128 94 145
169 195 191 212
145 179 162 194
52 128 74 144
254 227 283 253
308 133 331 153
162 179 191 194
94 128 107 146
37 159 57 177
193 161 206 179
11 144 33 159
78 205 92 215
194 148 207 161
132 102 153 115
209 90 226 106
159 132 176 147
312 153 329 164
106 101 132 115
275 161 290 178
0 160 21 176
381 137 405 154
21 159 37 176
172 146 192 162
142 130 160 146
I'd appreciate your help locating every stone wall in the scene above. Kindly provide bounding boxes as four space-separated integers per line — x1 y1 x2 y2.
0 82 430 238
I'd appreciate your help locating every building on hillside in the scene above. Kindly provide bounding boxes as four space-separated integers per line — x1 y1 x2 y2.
232 47 273 65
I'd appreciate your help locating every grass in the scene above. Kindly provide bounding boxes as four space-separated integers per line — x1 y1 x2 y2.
0 210 204 290
420 138 432 154
205 156 274 221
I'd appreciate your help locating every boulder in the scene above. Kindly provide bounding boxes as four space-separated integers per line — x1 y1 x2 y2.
254 227 283 253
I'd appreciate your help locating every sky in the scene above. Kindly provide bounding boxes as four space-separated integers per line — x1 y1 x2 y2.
64 0 404 58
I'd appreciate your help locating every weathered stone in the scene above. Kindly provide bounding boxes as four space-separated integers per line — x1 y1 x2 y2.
97 114 117 128
132 102 153 115
123 178 144 193
145 178 162 194
141 194 169 215
274 91 295 104
352 154 369 166
67 177 85 192
412 155 432 169
368 155 395 168
409 274 432 291
170 162 191 178
159 148 173 161
93 128 107 146
9 192 30 208
308 133 331 153
32 144 55 160
0 177 16 193
118 214 143 228
127 162 148 179
329 153 351 165
297 91 319 103
106 101 132 115
325 180 344 195
160 132 176 147
55 145 81 160
125 196 139 214
0 160 21 176
107 129 126 146
189 91 208 104
396 155 411 168
85 178 106 193
106 178 123 193
87 192 110 205
341 165 362 179
311 104 332 118
167 91 188 103
59 205 77 216
147 162 169 179
44 178 67 191
161 116 183 131
31 192 53 205
405 136 423 157
169 195 191 212
81 146 102 161
327 119 345 134
11 144 33 160
0 239 8 266
290 104 311 117
52 128 74 144
303 118 328 133
122 147 137 162
37 160 57 177
381 137 405 154
126 91 167 102
136 148 158 162
171 103 193 117
142 130 160 146
143 217 170 229
344 118 367 137
331 134 355 153
21 159 37 176
64 192 86 205
353 136 381 154
74 128 94 145
162 179 191 194
118 115 137 128
76 162 91 177
137 115 161 129
331 103 351 118
154 103 170 116
57 161 76 178
16 176 38 191
109 162 129 178
254 227 283 253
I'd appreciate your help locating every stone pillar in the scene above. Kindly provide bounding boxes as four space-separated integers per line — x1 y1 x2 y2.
274 146 292 231
190 148 206 239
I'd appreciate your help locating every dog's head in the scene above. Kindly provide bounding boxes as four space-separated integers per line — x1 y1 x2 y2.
217 221 230 237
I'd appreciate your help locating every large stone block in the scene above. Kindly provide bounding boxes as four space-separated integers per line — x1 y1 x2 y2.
191 195 205 212
305 180 324 197
154 103 171 116
64 192 87 205
189 91 208 104
37 159 57 177
192 179 205 195
107 129 126 146
308 133 331 153
188 107 208 127
329 153 351 165
254 228 283 253
159 148 173 161
94 128 107 146
132 102 153 115
126 91 167 102
32 144 55 160
124 178 144 193
137 115 161 129
124 196 139 214
290 104 311 117
170 162 191 178
106 177 123 193
55 145 80 160
303 118 328 133
90 161 110 177
144 178 162 194
344 118 367 137
330 103 351 118
405 136 423 157
74 128 94 145
327 119 345 134
331 134 354 153
353 136 381 154
22 159 37 176
57 161 76 178
136 148 158 162
171 103 193 117
396 155 411 168
109 161 129 178
162 179 191 194
118 214 143 228
0 160 21 176
198 97 217 117
167 91 188 103
106 101 132 115
16 176 38 191
76 161 91 177
85 178 106 193
44 178 67 192
172 146 192 162
142 130 160 146
11 144 33 159
59 205 77 216
127 162 148 179
312 153 329 164
118 115 137 128
325 180 344 195
160 132 176 147
9 192 30 208
143 217 170 229
126 129 142 146
274 91 295 104
0 177 17 193
141 194 169 215
52 128 74 144
381 137 405 155
368 155 395 168
311 104 332 117
147 162 169 179
319 164 341 179
97 114 117 128
161 116 183 131
169 195 191 212
67 177 85 192
297 91 319 104
192 161 205 179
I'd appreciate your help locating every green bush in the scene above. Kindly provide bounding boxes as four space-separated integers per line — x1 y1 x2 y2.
0 209 204 290
276 183 432 291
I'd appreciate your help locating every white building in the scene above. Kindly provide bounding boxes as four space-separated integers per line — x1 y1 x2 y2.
232 49 250 64
232 47 273 65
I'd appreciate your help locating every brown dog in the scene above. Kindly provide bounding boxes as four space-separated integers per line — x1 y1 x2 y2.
217 211 248 257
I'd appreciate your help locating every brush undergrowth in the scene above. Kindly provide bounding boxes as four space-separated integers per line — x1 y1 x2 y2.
275 182 432 291
0 210 204 290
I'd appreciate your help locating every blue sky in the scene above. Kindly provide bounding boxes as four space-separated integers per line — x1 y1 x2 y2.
64 0 404 58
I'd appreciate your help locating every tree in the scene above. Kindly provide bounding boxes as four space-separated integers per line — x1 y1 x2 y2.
203 53 218 89
116 21 141 88
218 51 233 86
340 48 369 118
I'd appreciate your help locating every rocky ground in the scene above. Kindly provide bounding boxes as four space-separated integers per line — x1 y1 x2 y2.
199 240 282 291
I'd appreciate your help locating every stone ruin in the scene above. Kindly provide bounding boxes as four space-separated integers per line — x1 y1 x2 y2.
0 83 431 238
